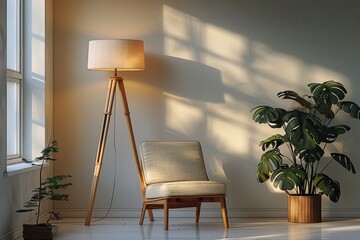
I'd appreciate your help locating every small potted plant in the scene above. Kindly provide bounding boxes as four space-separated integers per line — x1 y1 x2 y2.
252 80 359 222
17 140 72 240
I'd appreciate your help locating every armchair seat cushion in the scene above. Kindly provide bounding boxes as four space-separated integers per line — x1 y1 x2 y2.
145 180 226 199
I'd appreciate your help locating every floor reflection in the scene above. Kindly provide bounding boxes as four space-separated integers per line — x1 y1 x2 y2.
53 218 360 239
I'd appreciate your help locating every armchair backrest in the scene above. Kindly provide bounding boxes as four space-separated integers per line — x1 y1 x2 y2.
140 141 209 185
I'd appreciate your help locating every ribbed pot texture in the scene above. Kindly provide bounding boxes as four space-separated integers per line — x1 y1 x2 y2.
288 195 321 223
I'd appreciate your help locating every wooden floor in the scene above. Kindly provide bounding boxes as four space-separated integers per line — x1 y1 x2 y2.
49 217 360 239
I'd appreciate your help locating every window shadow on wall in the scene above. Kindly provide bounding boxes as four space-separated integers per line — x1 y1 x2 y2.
141 1 360 209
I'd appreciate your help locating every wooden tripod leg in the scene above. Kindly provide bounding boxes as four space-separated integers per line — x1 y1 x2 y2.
85 78 117 226
117 79 151 225
117 79 145 195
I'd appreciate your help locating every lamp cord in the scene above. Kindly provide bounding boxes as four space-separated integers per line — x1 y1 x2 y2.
91 94 118 222
56 95 118 225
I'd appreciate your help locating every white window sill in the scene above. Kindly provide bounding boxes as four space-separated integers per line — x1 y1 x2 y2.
4 162 50 177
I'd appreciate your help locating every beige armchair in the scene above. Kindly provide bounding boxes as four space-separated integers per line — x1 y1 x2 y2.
138 141 229 230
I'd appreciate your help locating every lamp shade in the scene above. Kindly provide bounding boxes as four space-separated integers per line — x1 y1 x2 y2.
87 39 145 71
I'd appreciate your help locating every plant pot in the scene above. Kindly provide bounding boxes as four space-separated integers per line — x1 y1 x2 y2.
23 223 53 240
288 195 321 223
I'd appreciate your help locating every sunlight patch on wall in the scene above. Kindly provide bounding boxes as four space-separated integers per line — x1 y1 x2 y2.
31 0 45 36
32 38 45 76
164 93 204 136
202 54 249 85
31 122 45 159
209 156 228 181
31 0 45 76
265 180 284 194
207 103 249 155
307 65 348 84
162 4 349 166
162 5 253 150
252 42 302 84
23 0 46 160
326 141 343 155
164 37 196 61
163 5 249 88
163 5 199 61
203 24 247 63
163 5 199 42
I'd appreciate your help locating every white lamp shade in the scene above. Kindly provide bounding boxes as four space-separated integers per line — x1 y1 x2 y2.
87 39 145 71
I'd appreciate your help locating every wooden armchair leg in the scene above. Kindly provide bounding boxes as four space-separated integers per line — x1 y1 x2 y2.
220 197 229 228
164 200 169 230
148 209 154 222
195 202 201 224
139 202 147 225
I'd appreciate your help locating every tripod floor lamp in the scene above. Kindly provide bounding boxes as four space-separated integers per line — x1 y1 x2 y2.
85 39 145 225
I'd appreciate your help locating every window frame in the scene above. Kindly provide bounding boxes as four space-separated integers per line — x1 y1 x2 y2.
6 0 24 164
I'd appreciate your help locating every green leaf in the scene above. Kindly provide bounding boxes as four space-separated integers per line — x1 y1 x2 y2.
34 140 58 162
315 103 335 119
313 174 341 202
16 209 34 213
282 110 322 154
308 80 347 106
331 153 356 174
299 145 324 163
277 91 312 109
251 106 286 128
256 149 283 183
256 165 270 183
270 165 306 191
49 193 70 201
47 183 72 190
259 134 286 151
321 125 350 143
337 101 360 120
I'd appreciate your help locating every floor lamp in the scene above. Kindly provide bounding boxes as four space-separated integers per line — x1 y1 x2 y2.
85 39 145 226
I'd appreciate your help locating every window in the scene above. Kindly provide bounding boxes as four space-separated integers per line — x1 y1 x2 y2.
7 0 23 163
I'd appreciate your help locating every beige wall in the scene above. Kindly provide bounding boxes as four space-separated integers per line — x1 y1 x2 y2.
53 0 360 218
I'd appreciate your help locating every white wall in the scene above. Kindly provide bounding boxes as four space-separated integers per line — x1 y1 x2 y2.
0 0 53 239
53 0 360 218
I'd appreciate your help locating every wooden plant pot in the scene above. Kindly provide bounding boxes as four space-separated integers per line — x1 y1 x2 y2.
288 195 321 223
23 223 53 240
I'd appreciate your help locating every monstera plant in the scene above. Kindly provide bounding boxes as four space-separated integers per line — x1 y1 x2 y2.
252 80 359 203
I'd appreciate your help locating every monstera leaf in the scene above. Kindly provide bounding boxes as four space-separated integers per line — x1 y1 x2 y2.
271 164 306 191
256 149 283 183
337 101 360 120
277 91 312 109
252 80 360 201
256 164 270 183
331 153 356 174
315 103 335 119
282 110 322 154
308 80 347 106
299 145 324 163
259 134 286 151
251 106 286 128
313 174 341 202
321 125 351 143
